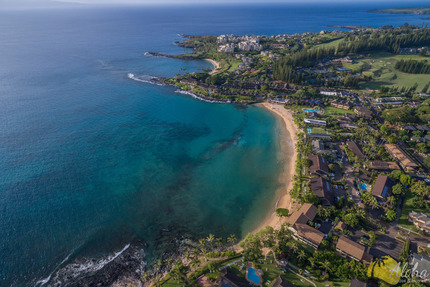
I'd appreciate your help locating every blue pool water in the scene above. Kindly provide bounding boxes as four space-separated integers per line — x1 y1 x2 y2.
360 183 368 191
304 108 320 113
248 268 261 284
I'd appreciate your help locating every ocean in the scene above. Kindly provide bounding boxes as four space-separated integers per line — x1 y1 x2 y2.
0 2 427 286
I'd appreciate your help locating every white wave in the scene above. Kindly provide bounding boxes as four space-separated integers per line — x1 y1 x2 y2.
46 244 132 286
144 52 152 56
175 90 230 104
127 73 164 86
35 247 79 286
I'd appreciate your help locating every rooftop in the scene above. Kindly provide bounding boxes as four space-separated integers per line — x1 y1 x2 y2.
372 175 393 199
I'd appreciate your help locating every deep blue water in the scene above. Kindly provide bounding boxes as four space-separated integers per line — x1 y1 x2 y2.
0 2 427 286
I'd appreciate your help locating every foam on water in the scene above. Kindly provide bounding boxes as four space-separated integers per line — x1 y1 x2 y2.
127 73 164 86
42 244 132 286
174 90 230 104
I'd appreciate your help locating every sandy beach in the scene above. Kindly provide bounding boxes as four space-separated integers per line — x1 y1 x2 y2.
256 102 299 231
205 58 220 75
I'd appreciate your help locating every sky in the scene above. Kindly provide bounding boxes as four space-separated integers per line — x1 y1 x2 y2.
0 0 427 9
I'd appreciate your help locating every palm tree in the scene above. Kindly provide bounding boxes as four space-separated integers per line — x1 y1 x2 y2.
207 234 215 251
227 234 237 247
308 257 316 269
216 237 223 249
199 238 206 249
288 241 299 254
297 250 306 263
320 260 331 274
369 198 380 209
387 196 396 207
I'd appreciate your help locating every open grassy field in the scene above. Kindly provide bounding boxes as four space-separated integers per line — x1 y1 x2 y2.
398 190 429 231
308 127 327 134
324 106 354 117
314 38 344 49
347 52 430 91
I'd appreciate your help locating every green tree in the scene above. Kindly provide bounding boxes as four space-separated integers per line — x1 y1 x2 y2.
386 209 397 222
343 213 359 228
239 233 262 261
411 181 430 197
392 183 405 196
227 234 237 246
276 208 289 217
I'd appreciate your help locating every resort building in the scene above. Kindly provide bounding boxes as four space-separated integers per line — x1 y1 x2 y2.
409 211 430 233
411 253 430 281
310 177 334 206
304 118 327 126
287 203 324 249
218 43 235 53
217 270 249 287
336 236 373 264
272 276 296 287
384 144 419 172
346 141 366 159
287 203 317 226
403 125 417 132
369 161 400 171
320 89 338 96
309 154 330 176
331 100 352 110
371 175 393 203
291 222 325 249
180 79 198 86
311 140 336 158
354 106 372 120
340 122 359 129
307 133 331 140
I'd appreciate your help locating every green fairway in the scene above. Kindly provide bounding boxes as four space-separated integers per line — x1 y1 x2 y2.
354 52 430 90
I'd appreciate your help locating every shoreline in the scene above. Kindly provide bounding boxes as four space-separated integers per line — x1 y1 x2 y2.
204 58 220 75
254 103 299 232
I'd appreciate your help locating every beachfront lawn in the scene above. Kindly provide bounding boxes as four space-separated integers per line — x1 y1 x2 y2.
399 190 429 231
324 106 354 117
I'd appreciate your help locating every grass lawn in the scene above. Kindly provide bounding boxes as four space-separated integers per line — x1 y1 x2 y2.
160 274 182 287
228 59 242 72
308 127 327 134
356 52 430 90
398 190 429 231
324 106 354 117
282 271 315 287
314 38 344 49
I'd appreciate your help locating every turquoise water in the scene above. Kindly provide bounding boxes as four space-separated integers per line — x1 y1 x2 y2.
248 268 261 284
0 2 427 286
360 183 368 190
304 108 320 112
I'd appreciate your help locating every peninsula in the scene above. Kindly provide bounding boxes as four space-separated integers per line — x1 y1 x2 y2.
368 7 430 15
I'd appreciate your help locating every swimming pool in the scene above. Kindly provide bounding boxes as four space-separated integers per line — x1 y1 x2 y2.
360 183 368 191
304 108 320 112
247 268 261 285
